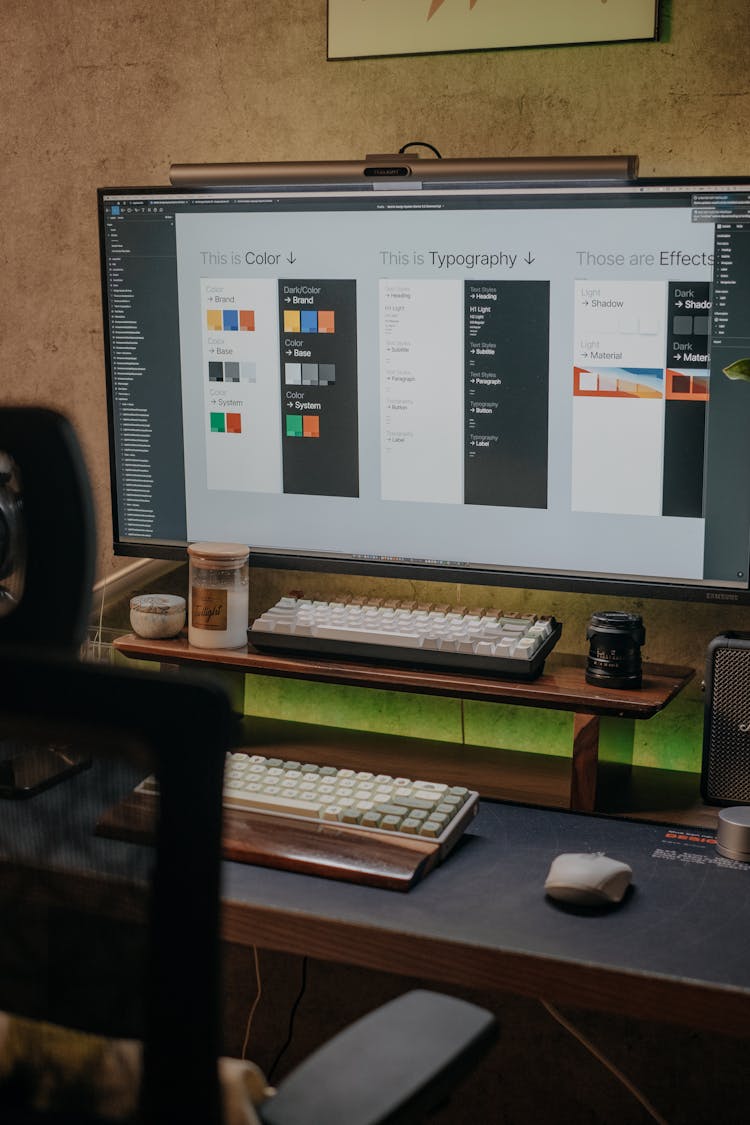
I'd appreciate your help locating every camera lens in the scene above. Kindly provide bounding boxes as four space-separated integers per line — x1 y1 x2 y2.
585 611 645 689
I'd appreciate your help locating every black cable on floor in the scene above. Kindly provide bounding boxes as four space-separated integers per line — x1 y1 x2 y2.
268 956 309 1082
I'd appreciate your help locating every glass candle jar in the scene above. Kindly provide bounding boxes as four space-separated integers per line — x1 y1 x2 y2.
187 542 249 650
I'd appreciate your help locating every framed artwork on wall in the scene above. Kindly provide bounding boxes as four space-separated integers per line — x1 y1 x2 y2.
328 1 660 60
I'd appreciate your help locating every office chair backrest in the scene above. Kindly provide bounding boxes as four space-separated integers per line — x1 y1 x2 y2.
0 407 94 652
0 649 233 1124
0 407 233 1121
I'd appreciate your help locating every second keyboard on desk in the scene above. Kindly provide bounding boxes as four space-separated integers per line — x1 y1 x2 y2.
220 753 478 853
249 597 562 679
136 752 479 890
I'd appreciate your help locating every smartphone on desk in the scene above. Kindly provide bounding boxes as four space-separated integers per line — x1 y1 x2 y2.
0 740 91 798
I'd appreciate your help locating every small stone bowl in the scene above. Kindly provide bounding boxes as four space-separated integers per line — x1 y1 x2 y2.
130 593 186 639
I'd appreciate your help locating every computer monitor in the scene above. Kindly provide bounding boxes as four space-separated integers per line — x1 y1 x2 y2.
98 160 750 605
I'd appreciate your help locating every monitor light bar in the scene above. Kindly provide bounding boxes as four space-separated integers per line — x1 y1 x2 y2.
169 154 639 189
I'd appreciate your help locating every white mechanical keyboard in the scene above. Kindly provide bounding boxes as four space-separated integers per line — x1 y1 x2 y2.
140 753 479 861
249 596 562 679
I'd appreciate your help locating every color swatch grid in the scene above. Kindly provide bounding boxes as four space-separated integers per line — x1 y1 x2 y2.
210 412 242 433
207 309 256 332
209 361 256 383
673 313 710 336
285 414 320 438
284 362 336 386
283 309 335 333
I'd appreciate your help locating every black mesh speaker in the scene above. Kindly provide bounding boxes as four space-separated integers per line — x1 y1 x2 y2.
702 633 750 805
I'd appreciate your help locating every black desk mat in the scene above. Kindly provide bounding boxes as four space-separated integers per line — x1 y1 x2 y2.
223 798 750 994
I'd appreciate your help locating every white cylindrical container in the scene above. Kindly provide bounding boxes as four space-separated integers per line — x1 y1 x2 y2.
187 542 250 650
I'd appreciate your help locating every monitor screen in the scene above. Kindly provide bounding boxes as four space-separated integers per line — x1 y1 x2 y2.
98 166 750 604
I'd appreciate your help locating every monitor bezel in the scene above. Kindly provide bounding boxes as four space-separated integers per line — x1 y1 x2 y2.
98 170 750 606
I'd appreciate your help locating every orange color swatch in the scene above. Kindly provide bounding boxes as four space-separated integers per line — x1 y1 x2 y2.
239 309 255 331
665 368 709 401
226 413 242 433
303 415 320 438
317 310 335 333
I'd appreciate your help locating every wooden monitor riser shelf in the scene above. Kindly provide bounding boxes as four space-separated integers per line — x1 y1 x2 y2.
114 633 696 819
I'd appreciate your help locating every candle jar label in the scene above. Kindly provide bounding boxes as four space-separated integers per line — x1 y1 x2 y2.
191 587 228 630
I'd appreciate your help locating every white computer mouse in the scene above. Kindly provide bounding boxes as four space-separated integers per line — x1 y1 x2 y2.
544 852 633 906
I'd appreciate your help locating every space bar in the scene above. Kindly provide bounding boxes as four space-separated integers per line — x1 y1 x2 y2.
225 791 322 817
311 625 422 647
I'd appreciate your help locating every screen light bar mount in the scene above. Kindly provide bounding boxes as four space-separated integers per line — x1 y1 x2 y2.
169 153 639 189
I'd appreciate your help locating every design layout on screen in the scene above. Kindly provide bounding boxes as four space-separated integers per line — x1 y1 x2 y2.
99 179 750 596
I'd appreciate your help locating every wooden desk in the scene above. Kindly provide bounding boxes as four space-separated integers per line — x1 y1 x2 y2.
218 796 750 1038
5 736 743 1038
113 634 694 816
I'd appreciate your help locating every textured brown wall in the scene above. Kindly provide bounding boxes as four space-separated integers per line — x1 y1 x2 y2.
2 1 750 689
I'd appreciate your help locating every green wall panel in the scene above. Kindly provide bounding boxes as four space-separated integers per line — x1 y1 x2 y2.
244 674 463 744
631 694 704 774
463 700 573 757
243 671 705 774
